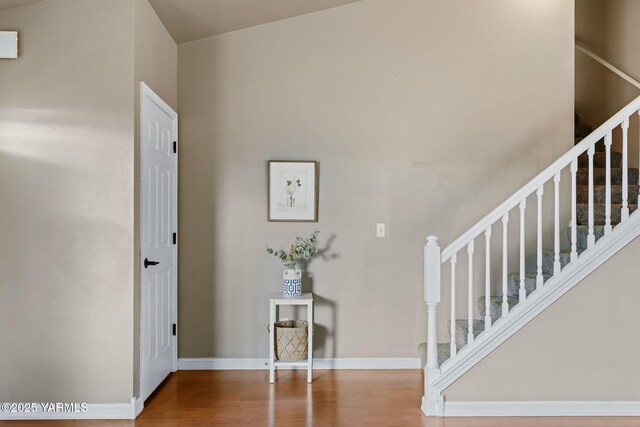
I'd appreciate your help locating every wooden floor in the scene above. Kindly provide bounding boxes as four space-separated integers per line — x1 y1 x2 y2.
2 370 640 426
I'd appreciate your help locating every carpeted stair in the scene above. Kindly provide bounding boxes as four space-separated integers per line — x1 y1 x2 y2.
418 114 640 368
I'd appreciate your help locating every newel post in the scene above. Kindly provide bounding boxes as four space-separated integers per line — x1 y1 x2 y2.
422 235 444 416
425 235 441 370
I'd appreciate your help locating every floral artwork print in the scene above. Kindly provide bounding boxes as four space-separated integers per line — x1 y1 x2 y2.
285 178 302 207
276 169 306 212
268 161 318 222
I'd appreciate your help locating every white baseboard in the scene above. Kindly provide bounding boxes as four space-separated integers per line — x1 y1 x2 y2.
134 396 144 418
444 401 640 417
178 357 421 370
0 398 138 420
314 358 420 369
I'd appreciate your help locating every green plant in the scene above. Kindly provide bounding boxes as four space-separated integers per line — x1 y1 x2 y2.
266 230 319 269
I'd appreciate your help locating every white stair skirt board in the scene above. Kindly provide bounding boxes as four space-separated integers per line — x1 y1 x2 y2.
178 357 421 370
0 398 140 420
443 401 640 417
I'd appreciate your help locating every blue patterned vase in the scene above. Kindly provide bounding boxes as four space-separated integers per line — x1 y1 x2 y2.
283 269 302 298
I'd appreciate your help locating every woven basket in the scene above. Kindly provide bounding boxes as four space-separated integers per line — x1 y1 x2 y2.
274 320 308 361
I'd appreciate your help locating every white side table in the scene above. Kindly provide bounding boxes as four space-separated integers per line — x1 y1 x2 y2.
269 292 313 383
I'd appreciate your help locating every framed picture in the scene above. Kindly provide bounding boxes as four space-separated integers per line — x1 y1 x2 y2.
268 160 319 222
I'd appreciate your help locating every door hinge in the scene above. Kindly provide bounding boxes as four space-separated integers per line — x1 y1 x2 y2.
172 323 177 336
172 232 177 245
173 141 177 154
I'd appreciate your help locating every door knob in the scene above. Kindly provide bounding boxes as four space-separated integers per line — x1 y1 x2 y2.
144 258 160 269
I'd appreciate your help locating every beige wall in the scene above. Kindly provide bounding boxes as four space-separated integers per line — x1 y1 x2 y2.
576 0 640 127
135 0 178 112
133 0 177 397
0 0 176 403
445 234 640 400
0 0 135 402
177 0 574 359
575 0 640 168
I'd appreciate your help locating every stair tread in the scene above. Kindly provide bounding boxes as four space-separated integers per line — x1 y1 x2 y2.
450 319 485 333
576 168 639 185
576 184 639 188
542 248 571 254
451 320 486 340
578 166 634 173
579 151 621 156
576 204 637 226
508 272 551 279
454 319 483 324
576 203 638 209
576 184 640 204
478 295 519 303
447 318 486 349
577 168 640 174
581 166 638 170
575 224 605 228
578 151 621 161
417 342 454 367
477 295 519 321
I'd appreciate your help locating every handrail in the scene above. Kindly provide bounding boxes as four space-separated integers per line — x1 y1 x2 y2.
441 94 640 262
575 42 640 90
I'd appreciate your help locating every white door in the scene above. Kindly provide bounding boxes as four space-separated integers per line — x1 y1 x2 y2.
140 82 178 401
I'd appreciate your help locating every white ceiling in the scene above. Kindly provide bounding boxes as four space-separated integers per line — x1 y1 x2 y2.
148 0 363 44
0 0 43 12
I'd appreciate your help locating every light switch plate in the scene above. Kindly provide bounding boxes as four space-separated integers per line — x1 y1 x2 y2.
376 223 386 237
0 31 18 59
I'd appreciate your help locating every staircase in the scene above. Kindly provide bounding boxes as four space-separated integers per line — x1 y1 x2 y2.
420 115 640 365
421 68 640 415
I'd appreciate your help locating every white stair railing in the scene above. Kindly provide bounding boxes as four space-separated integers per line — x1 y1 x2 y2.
423 42 640 416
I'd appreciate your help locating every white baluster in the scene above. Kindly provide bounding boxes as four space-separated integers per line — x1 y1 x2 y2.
501 213 509 317
425 236 441 371
605 131 612 234
622 118 630 222
588 145 596 249
554 173 561 275
450 254 457 358
571 160 578 262
484 227 491 330
519 200 526 303
467 240 474 345
536 186 543 289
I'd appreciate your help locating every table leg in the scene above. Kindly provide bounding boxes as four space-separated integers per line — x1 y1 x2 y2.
307 301 313 383
269 300 275 383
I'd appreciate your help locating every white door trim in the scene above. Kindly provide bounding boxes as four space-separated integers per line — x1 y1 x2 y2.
139 81 178 404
